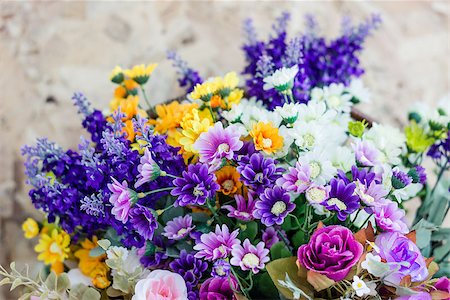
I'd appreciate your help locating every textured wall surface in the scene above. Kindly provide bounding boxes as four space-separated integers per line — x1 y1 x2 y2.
0 1 449 298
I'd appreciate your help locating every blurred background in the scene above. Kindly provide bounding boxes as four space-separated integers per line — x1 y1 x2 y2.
0 1 448 298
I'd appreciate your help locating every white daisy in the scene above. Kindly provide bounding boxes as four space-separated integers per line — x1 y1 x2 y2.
361 252 390 278
298 148 337 185
274 103 300 125
263 65 299 93
351 276 371 297
346 78 371 103
322 83 353 113
297 101 337 124
330 146 355 172
363 123 405 165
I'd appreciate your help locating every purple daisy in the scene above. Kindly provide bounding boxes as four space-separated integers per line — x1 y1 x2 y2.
354 179 388 207
230 239 270 274
392 168 413 189
262 227 281 249
134 147 161 188
237 152 284 193
171 163 220 207
276 161 311 193
193 122 243 168
352 140 379 167
211 259 231 278
322 178 360 221
373 199 409 234
193 224 240 261
253 186 295 226
107 177 136 223
222 191 257 222
129 205 158 240
163 215 195 240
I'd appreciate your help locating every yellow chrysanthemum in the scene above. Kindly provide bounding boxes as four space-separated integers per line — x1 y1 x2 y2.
405 121 435 153
150 101 198 134
190 81 219 101
249 122 284 154
125 63 158 85
131 139 149 154
22 218 39 239
215 166 242 195
177 108 212 153
74 236 111 289
221 72 239 90
110 66 124 84
34 229 70 265
224 89 243 109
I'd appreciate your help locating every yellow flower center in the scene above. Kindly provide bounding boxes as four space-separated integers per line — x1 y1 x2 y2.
306 188 326 203
362 194 375 203
328 95 341 108
242 253 260 268
222 179 235 192
215 266 226 276
49 242 62 254
271 201 287 216
218 245 227 255
193 186 204 196
218 143 230 152
309 161 321 179
303 133 315 147
327 198 347 211
295 179 306 187
357 282 363 288
177 228 188 237
262 138 273 148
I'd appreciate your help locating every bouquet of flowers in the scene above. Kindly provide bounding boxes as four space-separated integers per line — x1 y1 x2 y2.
1 12 449 300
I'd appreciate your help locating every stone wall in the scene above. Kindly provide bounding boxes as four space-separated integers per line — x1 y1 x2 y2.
0 1 448 298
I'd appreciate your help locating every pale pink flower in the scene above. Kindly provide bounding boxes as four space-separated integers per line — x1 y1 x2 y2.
132 270 187 300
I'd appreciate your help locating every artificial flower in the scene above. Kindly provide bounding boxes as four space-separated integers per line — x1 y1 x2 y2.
263 65 299 93
276 161 311 193
253 186 295 226
125 63 157 85
199 276 239 300
215 165 242 195
193 224 240 261
163 215 195 240
132 270 187 300
135 147 162 188
35 229 70 265
222 192 257 222
108 177 136 223
22 218 39 239
249 121 284 154
230 239 270 274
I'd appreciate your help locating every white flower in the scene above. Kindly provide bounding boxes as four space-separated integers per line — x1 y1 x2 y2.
263 65 299 92
290 121 327 151
298 148 336 185
322 83 353 113
361 252 390 277
297 101 337 124
363 123 405 165
67 268 92 287
352 276 371 297
350 209 375 228
346 78 371 103
330 146 355 172
275 103 300 124
107 246 129 261
310 87 325 102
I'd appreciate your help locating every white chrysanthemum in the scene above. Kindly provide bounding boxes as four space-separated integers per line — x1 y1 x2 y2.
274 125 294 158
263 65 299 92
361 253 390 278
330 146 355 172
322 83 353 113
298 148 337 185
346 78 371 103
310 87 325 102
297 101 337 124
409 96 450 127
107 246 129 261
290 121 327 151
274 103 300 124
363 123 405 165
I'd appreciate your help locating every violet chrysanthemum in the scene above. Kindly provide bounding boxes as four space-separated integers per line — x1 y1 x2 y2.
322 178 360 221
222 192 257 222
262 227 281 249
193 122 243 168
373 199 409 234
237 152 284 193
171 163 220 207
392 168 412 189
107 177 136 223
230 239 270 274
134 147 161 188
253 186 295 226
211 259 231 278
129 205 158 240
354 179 387 207
276 161 311 193
193 224 240 261
352 140 380 167
163 215 195 240
170 250 208 300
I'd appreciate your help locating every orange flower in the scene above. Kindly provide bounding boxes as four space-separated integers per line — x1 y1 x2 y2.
210 95 223 109
149 101 198 134
123 119 136 141
215 166 242 195
114 85 127 99
110 95 147 120
249 122 284 154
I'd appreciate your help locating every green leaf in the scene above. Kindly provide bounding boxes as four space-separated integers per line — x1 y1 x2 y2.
249 272 278 300
165 247 179 258
81 287 101 300
10 278 22 291
281 216 293 232
97 239 111 250
238 221 258 241
292 230 307 249
56 273 71 292
44 272 57 290
161 206 184 223
434 241 450 262
0 277 11 286
270 242 292 260
191 212 210 223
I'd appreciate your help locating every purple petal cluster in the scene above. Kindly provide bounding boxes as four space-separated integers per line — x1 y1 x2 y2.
253 186 295 226
163 215 195 240
129 205 158 240
222 192 257 222
193 224 240 261
230 239 270 274
321 178 360 221
167 50 202 93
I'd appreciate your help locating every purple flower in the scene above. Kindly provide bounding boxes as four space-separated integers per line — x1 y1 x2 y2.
199 276 239 300
135 147 161 188
352 140 379 167
171 163 220 207
375 231 428 285
392 168 413 189
222 192 257 222
108 177 136 223
297 225 363 281
408 165 427 184
374 199 409 234
237 153 284 193
321 178 360 221
230 239 270 274
167 50 203 93
397 292 432 300
163 215 195 240
262 227 280 249
129 205 158 240
434 277 450 297
211 260 231 278
354 179 387 206
193 122 243 168
276 162 311 193
193 224 240 261
253 186 295 226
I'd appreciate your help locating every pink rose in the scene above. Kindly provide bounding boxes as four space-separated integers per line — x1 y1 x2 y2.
132 270 187 300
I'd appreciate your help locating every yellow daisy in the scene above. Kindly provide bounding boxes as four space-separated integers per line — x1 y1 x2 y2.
34 229 71 265
125 63 158 85
178 108 212 153
109 66 124 84
22 218 39 239
150 101 198 134
249 122 284 154
190 81 219 102
215 166 242 195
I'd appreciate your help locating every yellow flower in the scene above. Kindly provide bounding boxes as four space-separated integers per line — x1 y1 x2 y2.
110 66 124 84
178 108 212 153
74 236 110 289
190 81 219 102
109 95 147 120
131 139 149 154
249 122 284 154
215 166 242 195
224 89 243 109
22 218 39 239
125 63 158 85
221 72 239 90
150 101 198 134
35 229 71 265
405 121 435 153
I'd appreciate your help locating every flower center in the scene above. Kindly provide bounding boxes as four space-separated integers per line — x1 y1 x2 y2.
327 197 347 211
177 228 188 237
271 201 287 216
238 211 250 218
295 179 306 187
217 245 227 255
218 143 230 153
222 179 235 192
193 185 204 196
306 187 326 203
215 265 225 276
362 194 375 204
262 138 273 148
328 95 341 108
49 242 61 254
254 173 264 183
242 253 260 268
309 161 321 179
303 133 315 148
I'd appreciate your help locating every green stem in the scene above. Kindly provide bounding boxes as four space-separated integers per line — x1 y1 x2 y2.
140 85 152 109
208 105 216 122
430 158 448 197
138 187 174 197
289 214 302 229
357 213 374 231
207 200 222 225
230 266 251 299
163 173 179 179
